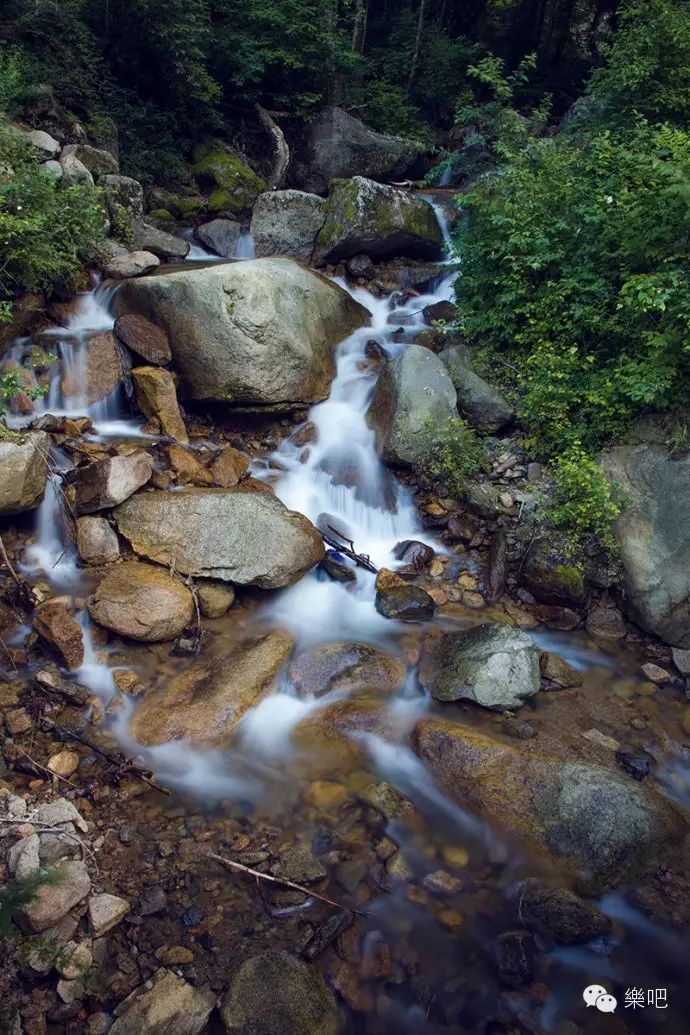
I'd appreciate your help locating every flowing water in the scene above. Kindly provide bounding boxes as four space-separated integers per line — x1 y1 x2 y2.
6 201 690 1032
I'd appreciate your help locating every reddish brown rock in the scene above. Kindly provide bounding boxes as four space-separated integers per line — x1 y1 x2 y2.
586 605 626 641
540 652 583 688
210 446 250 487
114 312 172 365
533 605 581 631
34 600 84 669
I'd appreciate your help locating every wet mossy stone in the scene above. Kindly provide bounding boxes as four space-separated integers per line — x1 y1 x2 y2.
192 140 266 217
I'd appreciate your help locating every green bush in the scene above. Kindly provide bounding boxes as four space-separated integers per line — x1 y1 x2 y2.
545 444 622 554
418 417 484 496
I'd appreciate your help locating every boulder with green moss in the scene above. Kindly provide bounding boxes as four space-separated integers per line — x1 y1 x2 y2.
313 176 442 264
192 140 266 217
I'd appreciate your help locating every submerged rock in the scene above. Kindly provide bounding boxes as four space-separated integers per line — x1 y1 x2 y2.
374 568 435 622
70 451 153 513
440 344 514 432
289 642 405 697
87 561 195 642
414 719 686 889
129 630 294 746
194 218 241 257
600 442 690 645
0 430 49 515
314 177 442 264
115 487 324 587
518 880 611 945
292 106 424 195
366 345 457 467
419 624 540 710
221 948 341 1035
251 190 326 262
110 969 214 1035
117 259 368 407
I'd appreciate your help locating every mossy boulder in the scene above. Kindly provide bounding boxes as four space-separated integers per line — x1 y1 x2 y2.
313 176 443 264
192 140 266 217
521 537 587 606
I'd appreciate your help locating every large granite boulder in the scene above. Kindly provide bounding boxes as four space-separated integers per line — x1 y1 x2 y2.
132 222 190 261
419 624 541 710
194 218 241 257
292 107 424 195
87 561 195 642
313 177 442 264
117 259 368 407
414 719 687 890
115 487 324 587
129 630 294 746
600 442 690 646
366 345 457 467
440 344 514 433
251 190 326 262
0 430 49 515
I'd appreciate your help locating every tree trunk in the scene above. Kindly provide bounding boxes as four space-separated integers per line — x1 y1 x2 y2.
351 0 368 52
255 104 290 190
407 0 428 93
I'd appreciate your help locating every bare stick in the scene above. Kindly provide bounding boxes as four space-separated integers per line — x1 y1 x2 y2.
255 103 290 190
207 852 369 917
321 530 377 574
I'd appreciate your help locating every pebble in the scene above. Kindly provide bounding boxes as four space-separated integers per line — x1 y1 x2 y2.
640 662 670 684
56 939 93 980
499 492 514 508
118 825 133 845
47 750 80 778
159 945 194 965
582 728 620 752
88 893 131 937
438 909 463 928
5 708 32 734
423 870 463 896
303 781 348 809
139 885 167 915
440 846 469 868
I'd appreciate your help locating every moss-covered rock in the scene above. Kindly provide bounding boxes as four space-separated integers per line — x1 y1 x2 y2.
192 140 266 217
313 176 442 264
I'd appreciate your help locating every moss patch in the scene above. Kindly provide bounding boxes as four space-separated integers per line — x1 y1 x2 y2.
192 140 266 217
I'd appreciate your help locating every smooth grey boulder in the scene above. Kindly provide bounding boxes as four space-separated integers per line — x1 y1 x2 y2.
600 443 690 645
105 250 159 279
314 176 442 264
69 452 153 514
194 218 241 257
292 106 424 195
115 487 325 587
0 430 49 515
440 344 514 432
222 949 341 1035
366 344 457 467
111 969 214 1035
88 560 195 642
41 159 63 180
22 129 60 157
419 623 541 710
251 190 326 262
117 258 369 407
60 152 94 187
133 222 190 261
61 143 118 179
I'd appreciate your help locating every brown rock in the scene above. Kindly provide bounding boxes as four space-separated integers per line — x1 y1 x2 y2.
47 750 80 778
586 605 626 641
540 652 583 688
533 605 581 631
5 708 32 734
374 568 435 622
166 444 212 485
195 579 235 618
84 332 130 405
88 561 194 642
34 601 84 669
129 630 294 746
70 452 153 513
114 313 172 365
132 367 188 443
75 516 120 564
210 446 250 487
289 642 405 697
640 662 670 684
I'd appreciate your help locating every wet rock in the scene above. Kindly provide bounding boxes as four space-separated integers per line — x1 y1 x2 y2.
293 106 424 195
273 843 327 883
539 652 582 688
616 751 651 782
319 552 356 583
116 487 324 587
486 528 507 603
419 624 540 710
440 345 514 432
519 881 611 945
103 174 144 225
366 345 456 467
374 567 436 622
195 579 235 618
0 430 49 515
88 893 130 936
191 139 266 217
423 300 456 323
194 218 241 257
114 313 172 365
76 516 120 564
132 223 189 261
640 662 670 683
672 647 690 675
47 750 80 778
289 642 405 697
493 930 534 987
70 451 153 513
139 885 167 915
414 719 687 889
251 190 326 262
166 444 213 486
118 259 368 406
132 366 188 442
461 481 502 520
221 948 341 1035
533 605 581 631
61 143 118 179
600 441 690 645
34 601 84 669
86 1013 113 1035
110 969 214 1035
314 177 442 264
21 859 91 933
129 629 294 746
393 539 434 571
210 445 250 487
586 605 626 641
522 539 587 606
68 331 129 405
346 254 375 281
88 561 194 642
105 250 160 280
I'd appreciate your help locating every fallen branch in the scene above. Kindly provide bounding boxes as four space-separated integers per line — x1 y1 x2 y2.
321 528 378 574
42 720 171 796
255 103 290 190
207 852 369 917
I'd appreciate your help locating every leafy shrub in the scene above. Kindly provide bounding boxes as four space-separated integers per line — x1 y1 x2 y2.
545 444 622 554
418 417 484 496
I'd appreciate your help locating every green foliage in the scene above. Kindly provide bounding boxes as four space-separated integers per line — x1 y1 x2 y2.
544 444 622 554
0 46 34 115
0 128 104 301
0 868 62 940
418 417 484 496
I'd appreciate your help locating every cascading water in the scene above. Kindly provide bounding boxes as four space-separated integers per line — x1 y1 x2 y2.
180 225 255 261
